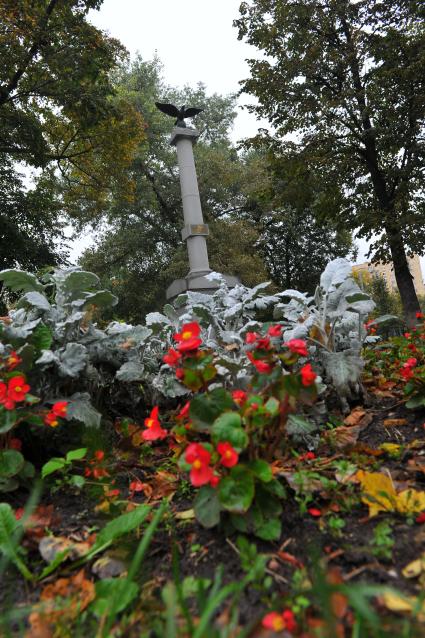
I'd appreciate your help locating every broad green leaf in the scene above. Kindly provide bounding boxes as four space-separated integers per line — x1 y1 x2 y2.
247 459 273 482
0 409 18 434
0 503 32 580
66 392 101 428
264 396 279 416
0 450 25 477
254 517 281 541
66 448 87 462
17 291 50 312
0 270 43 293
218 466 255 514
81 290 118 309
194 486 221 528
116 361 145 382
63 271 100 294
31 324 53 352
189 388 233 431
211 412 248 450
41 458 66 478
286 414 317 437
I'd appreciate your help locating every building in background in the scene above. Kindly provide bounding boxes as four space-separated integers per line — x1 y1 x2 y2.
352 254 425 296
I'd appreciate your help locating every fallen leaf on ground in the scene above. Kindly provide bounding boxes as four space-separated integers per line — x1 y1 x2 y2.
383 418 408 427
39 536 91 563
381 591 425 619
175 508 195 520
357 470 425 517
324 425 361 449
27 570 95 637
402 553 425 579
344 407 366 426
92 556 127 579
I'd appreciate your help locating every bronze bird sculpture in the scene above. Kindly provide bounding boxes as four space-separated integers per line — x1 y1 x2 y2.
155 102 203 127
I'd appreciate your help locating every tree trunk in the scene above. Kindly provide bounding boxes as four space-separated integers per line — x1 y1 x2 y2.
384 226 421 327
340 17 421 326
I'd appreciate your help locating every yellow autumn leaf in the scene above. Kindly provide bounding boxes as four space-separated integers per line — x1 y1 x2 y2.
402 554 425 579
356 471 425 517
382 591 425 618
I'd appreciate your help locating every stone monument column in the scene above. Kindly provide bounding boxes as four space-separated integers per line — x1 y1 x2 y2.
171 127 211 278
165 127 239 300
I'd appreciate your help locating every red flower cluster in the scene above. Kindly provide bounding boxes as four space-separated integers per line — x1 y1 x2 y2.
142 406 167 441
300 363 317 386
247 351 273 374
298 451 316 462
185 440 239 487
232 389 247 405
163 348 181 367
185 443 215 487
6 351 22 371
268 324 283 337
285 338 308 357
0 375 30 410
84 450 109 479
217 442 239 468
44 401 68 427
173 322 202 352
262 609 296 633
416 312 424 320
401 357 417 380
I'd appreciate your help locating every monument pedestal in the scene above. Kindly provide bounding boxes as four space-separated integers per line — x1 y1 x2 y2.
166 273 240 300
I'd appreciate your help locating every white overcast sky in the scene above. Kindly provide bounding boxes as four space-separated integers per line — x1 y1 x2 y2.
88 0 264 141
72 0 420 272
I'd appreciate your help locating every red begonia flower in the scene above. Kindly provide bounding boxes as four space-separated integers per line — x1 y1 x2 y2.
217 441 239 468
7 376 30 402
300 363 317 386
256 336 271 350
173 322 202 352
406 357 417 367
267 324 282 337
51 401 68 418
210 474 220 488
129 480 144 493
247 352 273 374
142 406 167 441
7 352 22 370
262 609 296 632
416 312 424 319
245 331 259 344
94 450 105 461
286 338 308 357
177 401 190 419
416 512 425 524
404 332 411 339
232 390 247 405
185 443 214 487
401 367 414 380
44 412 59 427
308 507 322 517
163 348 182 366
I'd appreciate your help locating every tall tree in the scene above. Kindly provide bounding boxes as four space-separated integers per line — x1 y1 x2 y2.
235 0 425 325
0 0 143 269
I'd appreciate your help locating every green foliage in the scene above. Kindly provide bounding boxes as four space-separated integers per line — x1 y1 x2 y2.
235 0 425 321
0 503 32 580
371 521 395 561
0 0 143 272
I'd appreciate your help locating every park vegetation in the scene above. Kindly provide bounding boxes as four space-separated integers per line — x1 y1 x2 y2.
0 1 425 637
